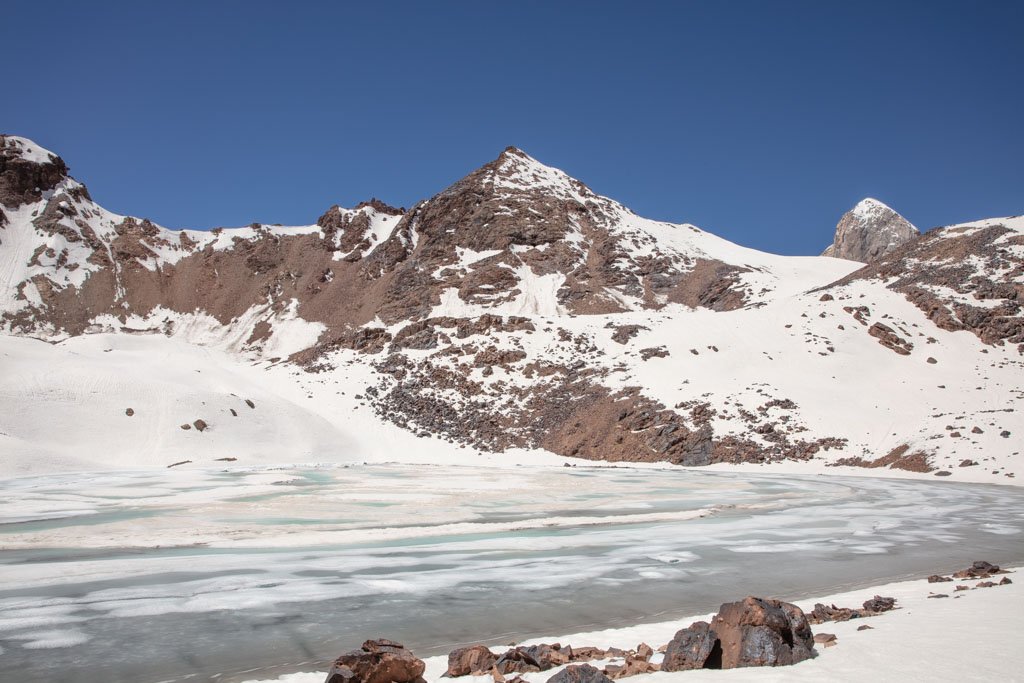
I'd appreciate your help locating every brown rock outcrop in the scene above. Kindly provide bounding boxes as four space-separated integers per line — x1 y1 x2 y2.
833 444 934 473
868 322 913 355
710 597 816 669
445 644 497 677
0 136 69 209
325 639 426 683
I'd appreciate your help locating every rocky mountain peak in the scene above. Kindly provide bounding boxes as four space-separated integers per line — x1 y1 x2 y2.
1 135 60 166
499 145 528 159
1 135 70 212
822 197 918 262
394 147 604 264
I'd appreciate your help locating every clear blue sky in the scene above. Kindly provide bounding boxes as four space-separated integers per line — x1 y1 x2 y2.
5 1 1022 254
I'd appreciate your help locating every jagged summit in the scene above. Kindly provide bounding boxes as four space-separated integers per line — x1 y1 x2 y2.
822 197 918 262
499 145 528 158
438 145 598 208
0 135 70 214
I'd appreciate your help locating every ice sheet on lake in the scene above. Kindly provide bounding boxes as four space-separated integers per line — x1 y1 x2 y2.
0 464 1021 683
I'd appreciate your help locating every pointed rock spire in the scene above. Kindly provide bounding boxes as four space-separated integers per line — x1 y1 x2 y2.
823 198 918 262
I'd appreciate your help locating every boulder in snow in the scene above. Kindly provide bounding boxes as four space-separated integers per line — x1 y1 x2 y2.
325 639 426 683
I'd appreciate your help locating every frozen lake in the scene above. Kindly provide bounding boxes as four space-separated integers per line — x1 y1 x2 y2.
0 464 1022 682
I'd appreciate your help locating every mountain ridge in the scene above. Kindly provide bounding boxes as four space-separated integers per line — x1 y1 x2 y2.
1 134 1021 481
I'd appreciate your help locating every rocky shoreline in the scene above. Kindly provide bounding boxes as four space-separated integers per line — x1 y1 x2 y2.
310 561 1014 683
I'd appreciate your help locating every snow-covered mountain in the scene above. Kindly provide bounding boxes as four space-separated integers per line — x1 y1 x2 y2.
1 134 1021 481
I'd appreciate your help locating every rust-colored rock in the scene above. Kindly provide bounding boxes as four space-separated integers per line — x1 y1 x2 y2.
325 639 426 683
709 597 816 669
445 644 496 677
868 322 913 355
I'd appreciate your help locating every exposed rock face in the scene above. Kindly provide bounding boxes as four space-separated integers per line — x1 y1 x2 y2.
822 198 918 262
446 645 497 677
867 322 913 355
661 621 721 671
0 136 69 210
326 639 426 683
710 597 816 669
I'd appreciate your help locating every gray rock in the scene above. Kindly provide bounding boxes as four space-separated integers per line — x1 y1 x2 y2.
822 198 918 262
